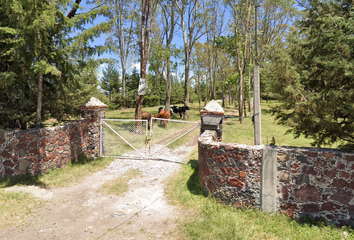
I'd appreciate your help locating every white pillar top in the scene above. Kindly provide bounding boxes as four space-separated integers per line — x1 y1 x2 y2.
203 100 224 113
81 97 107 107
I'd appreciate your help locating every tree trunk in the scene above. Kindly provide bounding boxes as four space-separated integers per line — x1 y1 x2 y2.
135 0 150 131
165 58 172 113
122 68 126 108
238 73 244 123
36 74 43 129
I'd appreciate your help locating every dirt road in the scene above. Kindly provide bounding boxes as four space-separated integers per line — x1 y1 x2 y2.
1 140 198 240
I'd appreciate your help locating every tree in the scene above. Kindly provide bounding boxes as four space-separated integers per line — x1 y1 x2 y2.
272 0 354 148
101 62 121 102
1 0 71 129
105 0 139 108
0 0 110 129
160 0 177 114
135 0 152 122
175 0 208 119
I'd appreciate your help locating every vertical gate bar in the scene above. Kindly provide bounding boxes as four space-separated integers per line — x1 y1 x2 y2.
145 119 148 160
100 119 102 156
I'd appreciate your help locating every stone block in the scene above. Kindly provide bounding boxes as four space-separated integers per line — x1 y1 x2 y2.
18 159 31 172
277 153 290 162
279 170 290 183
296 174 309 185
294 185 320 201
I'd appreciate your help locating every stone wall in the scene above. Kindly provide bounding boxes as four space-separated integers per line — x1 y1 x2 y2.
0 121 88 176
0 97 107 178
199 130 354 227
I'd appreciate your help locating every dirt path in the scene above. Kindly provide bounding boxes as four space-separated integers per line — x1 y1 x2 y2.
1 137 199 240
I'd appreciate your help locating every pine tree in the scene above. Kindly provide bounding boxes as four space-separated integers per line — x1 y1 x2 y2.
272 0 354 148
101 63 121 102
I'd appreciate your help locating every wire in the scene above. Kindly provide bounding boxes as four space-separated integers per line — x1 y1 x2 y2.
224 112 260 120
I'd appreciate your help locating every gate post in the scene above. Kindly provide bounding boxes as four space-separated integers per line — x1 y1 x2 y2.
200 100 224 142
79 97 107 157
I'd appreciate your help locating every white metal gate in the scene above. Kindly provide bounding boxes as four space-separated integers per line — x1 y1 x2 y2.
100 118 200 161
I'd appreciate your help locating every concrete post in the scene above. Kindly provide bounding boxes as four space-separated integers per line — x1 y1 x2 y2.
254 65 262 145
261 147 277 213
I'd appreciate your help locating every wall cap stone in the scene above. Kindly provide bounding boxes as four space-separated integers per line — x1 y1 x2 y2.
80 97 107 108
203 100 224 113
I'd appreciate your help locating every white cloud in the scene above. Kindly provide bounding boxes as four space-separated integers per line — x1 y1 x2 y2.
129 62 140 71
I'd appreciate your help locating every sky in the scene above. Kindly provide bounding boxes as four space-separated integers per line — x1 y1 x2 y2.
76 1 198 80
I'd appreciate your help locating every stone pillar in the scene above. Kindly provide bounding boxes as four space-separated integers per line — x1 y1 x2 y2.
200 100 224 142
79 97 107 157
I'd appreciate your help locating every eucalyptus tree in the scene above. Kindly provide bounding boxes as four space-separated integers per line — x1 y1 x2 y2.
205 0 225 101
223 0 253 123
191 42 209 109
174 0 209 119
135 0 159 121
159 0 177 113
104 0 139 108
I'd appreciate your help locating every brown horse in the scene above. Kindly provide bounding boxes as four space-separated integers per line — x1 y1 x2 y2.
154 109 170 128
141 111 153 130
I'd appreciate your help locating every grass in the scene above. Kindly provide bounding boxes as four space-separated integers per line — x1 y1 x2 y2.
0 190 45 228
99 168 143 196
222 101 339 148
165 150 354 240
0 155 115 188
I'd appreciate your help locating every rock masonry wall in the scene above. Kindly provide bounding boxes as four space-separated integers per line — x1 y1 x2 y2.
0 97 107 178
199 130 354 227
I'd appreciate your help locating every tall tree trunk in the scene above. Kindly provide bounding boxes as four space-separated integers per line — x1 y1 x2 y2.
197 73 201 110
165 58 172 112
184 55 190 119
233 0 252 123
36 74 43 129
135 0 150 124
122 68 126 108
164 0 175 114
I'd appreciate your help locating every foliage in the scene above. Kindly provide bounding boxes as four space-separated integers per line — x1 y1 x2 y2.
0 0 109 129
270 0 354 148
101 62 121 101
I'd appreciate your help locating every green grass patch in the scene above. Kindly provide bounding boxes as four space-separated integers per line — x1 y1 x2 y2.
165 150 354 240
0 155 116 188
99 168 143 196
222 101 339 148
0 190 45 228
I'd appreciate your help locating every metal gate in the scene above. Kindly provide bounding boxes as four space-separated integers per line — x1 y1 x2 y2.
100 117 200 161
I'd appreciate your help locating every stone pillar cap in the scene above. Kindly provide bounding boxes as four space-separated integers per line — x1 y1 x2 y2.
81 97 107 108
203 100 224 113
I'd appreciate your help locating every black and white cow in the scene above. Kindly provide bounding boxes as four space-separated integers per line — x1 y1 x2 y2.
171 105 190 119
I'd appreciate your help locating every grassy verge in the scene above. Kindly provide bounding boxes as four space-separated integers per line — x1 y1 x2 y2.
0 155 116 188
0 191 45 228
165 150 354 240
